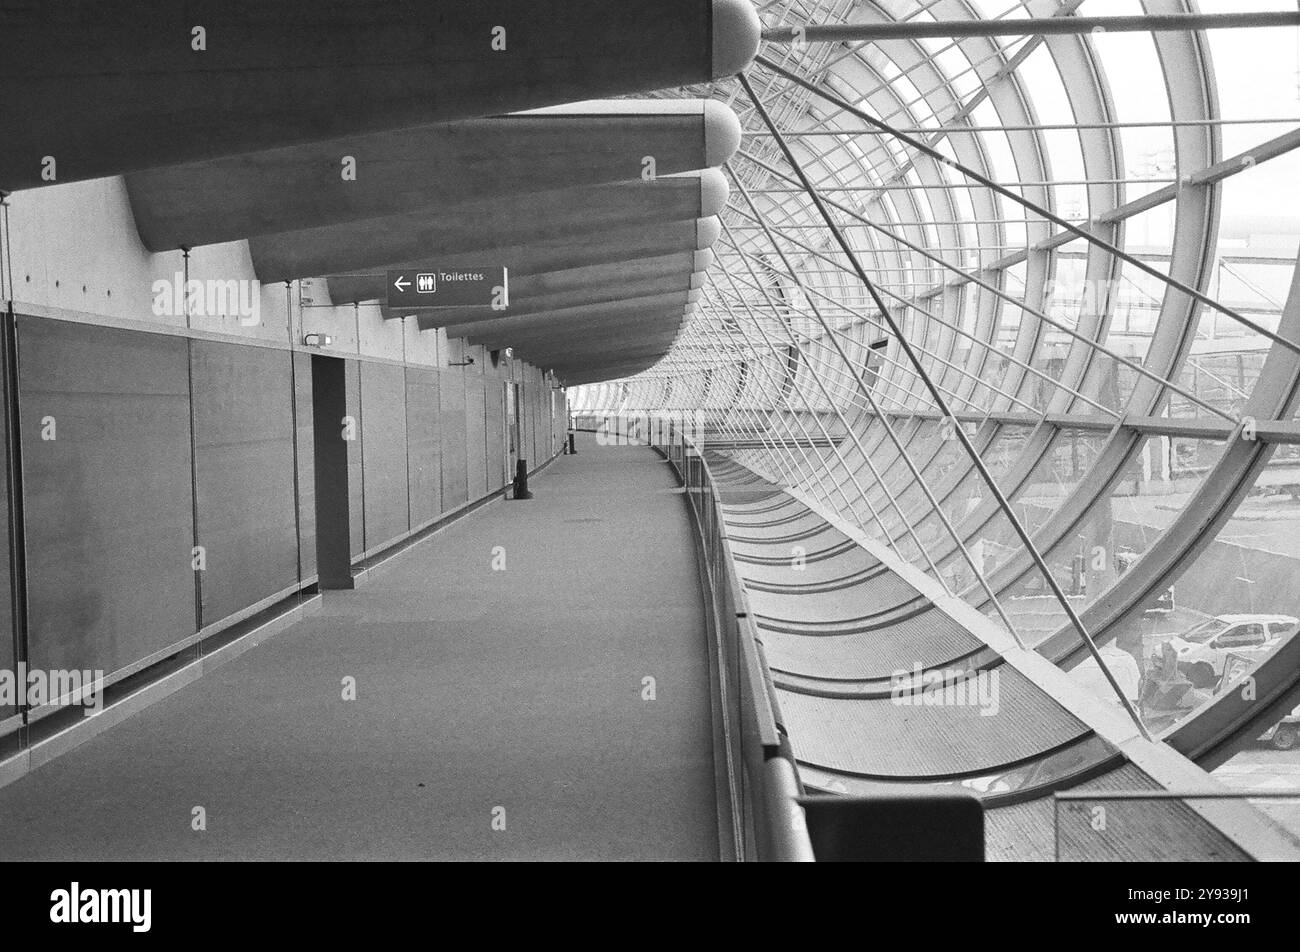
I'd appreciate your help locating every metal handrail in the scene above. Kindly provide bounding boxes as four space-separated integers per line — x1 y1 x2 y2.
657 425 814 862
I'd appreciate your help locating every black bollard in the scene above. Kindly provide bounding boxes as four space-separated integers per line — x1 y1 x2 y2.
512 458 534 500
567 431 576 455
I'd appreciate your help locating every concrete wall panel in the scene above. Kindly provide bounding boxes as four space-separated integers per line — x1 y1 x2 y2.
486 382 505 492
190 340 298 626
345 360 364 557
465 378 488 501
439 373 468 511
360 361 409 550
405 368 441 527
18 318 195 677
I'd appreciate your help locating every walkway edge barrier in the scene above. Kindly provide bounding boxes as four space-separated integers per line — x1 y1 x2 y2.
646 420 815 862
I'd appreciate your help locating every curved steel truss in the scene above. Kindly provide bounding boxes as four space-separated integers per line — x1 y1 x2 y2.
574 1 1300 749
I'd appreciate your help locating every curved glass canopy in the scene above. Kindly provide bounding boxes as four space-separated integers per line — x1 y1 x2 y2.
573 0 1300 754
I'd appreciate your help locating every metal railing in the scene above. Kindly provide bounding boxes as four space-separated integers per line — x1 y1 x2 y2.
657 424 816 862
578 417 991 861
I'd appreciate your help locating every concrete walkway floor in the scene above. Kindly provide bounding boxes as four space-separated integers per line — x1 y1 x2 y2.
0 436 720 861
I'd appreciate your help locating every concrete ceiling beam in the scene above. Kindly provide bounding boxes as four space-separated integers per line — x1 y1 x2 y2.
0 0 759 190
468 307 689 350
127 102 740 250
534 337 683 371
407 267 703 328
327 218 719 305
559 362 662 386
438 291 694 337
252 170 727 283
522 336 681 368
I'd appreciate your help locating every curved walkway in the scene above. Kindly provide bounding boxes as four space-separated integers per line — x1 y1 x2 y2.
0 434 719 861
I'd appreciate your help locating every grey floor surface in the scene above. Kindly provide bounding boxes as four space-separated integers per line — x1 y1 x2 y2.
0 437 719 861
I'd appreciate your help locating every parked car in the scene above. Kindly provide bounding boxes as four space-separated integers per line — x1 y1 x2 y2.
1259 706 1300 751
1164 614 1299 688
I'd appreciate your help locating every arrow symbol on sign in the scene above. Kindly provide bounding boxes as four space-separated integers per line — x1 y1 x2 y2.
393 275 410 292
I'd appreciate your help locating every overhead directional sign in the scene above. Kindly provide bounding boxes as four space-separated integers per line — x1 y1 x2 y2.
386 266 508 309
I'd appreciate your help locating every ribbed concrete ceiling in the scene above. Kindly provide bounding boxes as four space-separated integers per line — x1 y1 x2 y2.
0 0 763 383
125 100 741 251
0 0 761 189
250 143 730 286
333 217 723 307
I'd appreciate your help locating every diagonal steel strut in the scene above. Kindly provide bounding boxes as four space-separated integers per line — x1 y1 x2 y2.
737 69 1153 739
